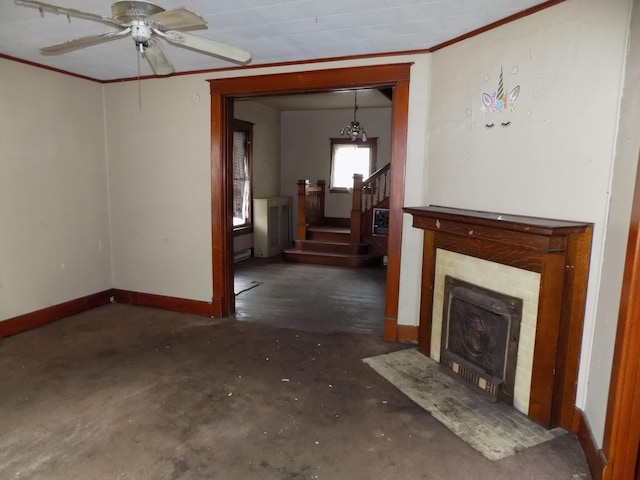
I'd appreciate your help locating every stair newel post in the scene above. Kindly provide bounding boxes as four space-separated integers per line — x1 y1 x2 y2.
317 180 326 225
351 173 363 244
296 179 309 241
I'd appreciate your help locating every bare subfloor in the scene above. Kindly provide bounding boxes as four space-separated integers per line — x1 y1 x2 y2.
0 304 591 480
234 257 387 336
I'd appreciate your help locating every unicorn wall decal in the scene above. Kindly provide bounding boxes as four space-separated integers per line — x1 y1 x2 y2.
481 67 520 128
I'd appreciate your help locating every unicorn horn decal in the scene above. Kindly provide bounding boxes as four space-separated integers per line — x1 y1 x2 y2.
497 66 505 106
481 67 520 114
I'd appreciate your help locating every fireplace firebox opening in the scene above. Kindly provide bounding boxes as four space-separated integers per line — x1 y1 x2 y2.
441 275 523 404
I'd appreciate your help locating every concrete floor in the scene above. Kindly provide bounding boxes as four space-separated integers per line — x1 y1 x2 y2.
0 304 592 479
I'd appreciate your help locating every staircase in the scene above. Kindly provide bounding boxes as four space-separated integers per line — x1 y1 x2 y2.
285 224 383 267
283 165 390 267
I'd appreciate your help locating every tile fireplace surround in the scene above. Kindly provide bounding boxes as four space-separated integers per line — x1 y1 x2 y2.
404 206 593 430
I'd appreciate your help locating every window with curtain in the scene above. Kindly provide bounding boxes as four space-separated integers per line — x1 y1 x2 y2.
330 137 377 192
232 120 253 228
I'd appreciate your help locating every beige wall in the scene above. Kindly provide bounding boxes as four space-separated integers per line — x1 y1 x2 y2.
0 59 111 320
104 75 213 302
424 0 637 445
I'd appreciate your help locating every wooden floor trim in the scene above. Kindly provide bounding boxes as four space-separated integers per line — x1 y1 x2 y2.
396 324 418 344
0 290 113 339
576 408 608 480
0 290 216 341
113 289 213 317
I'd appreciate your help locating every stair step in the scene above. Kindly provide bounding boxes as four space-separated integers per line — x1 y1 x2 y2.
294 240 369 255
307 230 350 242
283 249 382 268
307 226 350 234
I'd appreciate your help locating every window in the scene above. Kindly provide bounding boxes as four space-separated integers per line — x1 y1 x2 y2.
330 137 377 192
232 120 253 229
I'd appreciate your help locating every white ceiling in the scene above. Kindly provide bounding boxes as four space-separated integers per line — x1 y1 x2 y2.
0 0 555 82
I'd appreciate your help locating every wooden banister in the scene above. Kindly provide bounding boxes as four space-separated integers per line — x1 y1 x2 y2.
349 163 391 244
361 163 391 212
366 163 391 185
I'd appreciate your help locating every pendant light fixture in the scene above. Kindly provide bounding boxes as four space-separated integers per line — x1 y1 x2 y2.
340 90 367 142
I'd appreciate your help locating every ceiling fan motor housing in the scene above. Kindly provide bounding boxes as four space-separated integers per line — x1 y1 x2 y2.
131 22 152 45
111 1 162 46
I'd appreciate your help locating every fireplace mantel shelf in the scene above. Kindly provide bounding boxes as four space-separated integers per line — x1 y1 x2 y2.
404 206 590 256
404 205 593 431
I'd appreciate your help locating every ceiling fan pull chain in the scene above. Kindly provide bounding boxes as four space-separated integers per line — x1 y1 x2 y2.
137 50 142 112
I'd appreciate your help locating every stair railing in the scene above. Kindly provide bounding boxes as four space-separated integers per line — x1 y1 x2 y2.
350 163 391 243
361 163 391 213
296 179 326 240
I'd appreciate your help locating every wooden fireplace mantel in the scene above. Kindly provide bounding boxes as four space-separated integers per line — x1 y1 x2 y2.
404 205 593 430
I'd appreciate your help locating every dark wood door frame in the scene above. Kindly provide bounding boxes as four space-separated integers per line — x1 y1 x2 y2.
601 153 640 479
208 63 411 338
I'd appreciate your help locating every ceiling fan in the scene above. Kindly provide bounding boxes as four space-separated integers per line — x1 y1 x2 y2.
14 0 252 76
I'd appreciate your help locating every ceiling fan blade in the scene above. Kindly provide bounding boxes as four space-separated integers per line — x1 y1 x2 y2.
40 28 131 55
143 39 175 76
15 0 122 29
149 8 207 31
161 30 251 65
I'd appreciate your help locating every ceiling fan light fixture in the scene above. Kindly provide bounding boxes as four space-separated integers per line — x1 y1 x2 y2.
341 91 367 142
131 22 152 44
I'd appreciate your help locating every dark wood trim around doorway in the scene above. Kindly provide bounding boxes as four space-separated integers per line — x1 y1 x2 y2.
208 63 411 337
601 156 640 480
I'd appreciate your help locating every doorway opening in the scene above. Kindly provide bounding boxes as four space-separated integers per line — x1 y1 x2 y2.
208 63 411 342
230 87 393 334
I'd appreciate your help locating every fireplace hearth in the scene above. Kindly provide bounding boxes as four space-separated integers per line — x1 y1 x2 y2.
441 276 522 404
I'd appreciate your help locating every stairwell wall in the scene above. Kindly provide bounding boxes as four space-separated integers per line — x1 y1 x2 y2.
281 107 392 222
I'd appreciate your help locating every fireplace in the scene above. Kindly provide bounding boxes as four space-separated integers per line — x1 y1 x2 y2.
441 276 522 404
404 205 593 429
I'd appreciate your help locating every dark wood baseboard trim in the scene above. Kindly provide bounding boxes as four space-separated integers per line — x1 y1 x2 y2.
397 325 418 343
0 290 114 339
576 408 608 480
113 289 213 317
